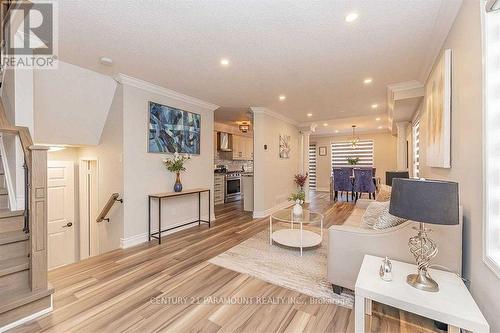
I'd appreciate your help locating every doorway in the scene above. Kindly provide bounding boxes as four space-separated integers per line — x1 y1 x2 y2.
79 159 99 260
47 161 75 270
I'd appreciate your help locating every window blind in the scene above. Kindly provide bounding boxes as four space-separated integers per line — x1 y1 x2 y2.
308 143 317 190
331 140 374 168
413 121 420 178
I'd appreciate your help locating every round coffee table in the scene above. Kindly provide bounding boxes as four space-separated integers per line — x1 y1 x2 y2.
269 208 324 256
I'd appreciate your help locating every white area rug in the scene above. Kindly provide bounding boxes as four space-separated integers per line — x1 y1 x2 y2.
209 228 354 308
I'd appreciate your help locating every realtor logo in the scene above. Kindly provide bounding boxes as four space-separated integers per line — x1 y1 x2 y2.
1 0 58 68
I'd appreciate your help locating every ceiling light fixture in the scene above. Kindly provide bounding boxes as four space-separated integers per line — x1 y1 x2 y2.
239 124 250 133
307 113 313 117
364 78 373 84
345 12 359 23
323 123 328 127
350 125 360 148
100 57 113 66
220 58 230 66
376 117 381 121
335 130 339 133
279 95 286 101
378 126 383 129
371 104 379 109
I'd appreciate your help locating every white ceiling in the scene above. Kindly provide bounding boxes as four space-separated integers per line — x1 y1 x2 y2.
305 113 390 136
56 0 461 129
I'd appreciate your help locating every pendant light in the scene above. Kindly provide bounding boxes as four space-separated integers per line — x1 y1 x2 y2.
350 125 359 149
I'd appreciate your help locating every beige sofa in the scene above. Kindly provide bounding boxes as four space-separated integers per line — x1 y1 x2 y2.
327 199 463 292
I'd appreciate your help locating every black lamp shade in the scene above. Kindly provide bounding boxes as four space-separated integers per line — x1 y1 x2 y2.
389 178 459 225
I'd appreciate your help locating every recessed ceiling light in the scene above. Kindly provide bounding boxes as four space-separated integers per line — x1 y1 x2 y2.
376 117 381 121
220 58 230 66
307 113 313 117
364 78 373 84
378 126 383 129
100 57 113 66
345 12 359 23
323 123 328 127
335 130 339 133
279 95 286 101
371 104 379 109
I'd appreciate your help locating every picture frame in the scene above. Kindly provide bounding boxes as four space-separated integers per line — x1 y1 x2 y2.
279 134 291 159
425 48 452 168
148 101 201 154
319 146 327 156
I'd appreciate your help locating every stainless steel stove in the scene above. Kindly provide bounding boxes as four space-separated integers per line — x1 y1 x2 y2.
225 171 242 202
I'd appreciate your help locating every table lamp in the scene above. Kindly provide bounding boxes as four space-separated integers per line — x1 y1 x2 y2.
389 178 459 292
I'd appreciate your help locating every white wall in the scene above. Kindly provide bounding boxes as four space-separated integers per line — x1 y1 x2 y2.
253 110 300 216
418 1 499 330
79 86 125 253
33 61 116 145
121 84 216 243
311 132 397 189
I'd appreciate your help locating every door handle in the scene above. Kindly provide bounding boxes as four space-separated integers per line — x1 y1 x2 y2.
63 222 73 228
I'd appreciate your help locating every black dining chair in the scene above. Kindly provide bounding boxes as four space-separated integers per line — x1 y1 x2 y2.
386 171 410 186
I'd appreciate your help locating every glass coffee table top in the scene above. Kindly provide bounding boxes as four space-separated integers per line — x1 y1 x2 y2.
271 208 323 224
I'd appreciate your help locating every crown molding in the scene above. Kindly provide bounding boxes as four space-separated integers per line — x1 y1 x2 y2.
115 73 219 111
250 107 299 126
418 0 462 83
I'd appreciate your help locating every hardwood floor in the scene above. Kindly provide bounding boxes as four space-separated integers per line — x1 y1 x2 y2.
10 192 441 333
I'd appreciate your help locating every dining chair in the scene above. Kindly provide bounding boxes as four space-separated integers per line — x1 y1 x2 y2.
385 171 409 186
353 168 376 201
332 168 353 202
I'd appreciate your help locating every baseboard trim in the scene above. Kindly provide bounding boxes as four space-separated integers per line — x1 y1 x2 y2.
120 214 217 249
252 201 293 219
0 296 52 333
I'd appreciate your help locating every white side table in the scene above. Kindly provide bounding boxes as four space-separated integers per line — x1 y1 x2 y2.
355 255 489 333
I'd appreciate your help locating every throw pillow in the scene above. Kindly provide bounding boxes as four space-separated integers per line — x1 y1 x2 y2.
376 184 392 202
373 201 407 229
362 201 387 228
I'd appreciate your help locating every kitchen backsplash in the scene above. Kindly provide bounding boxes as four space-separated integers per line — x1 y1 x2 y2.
214 151 253 172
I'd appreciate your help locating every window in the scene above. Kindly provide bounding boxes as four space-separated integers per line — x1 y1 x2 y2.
331 140 374 169
484 1 500 277
308 143 317 190
412 120 420 178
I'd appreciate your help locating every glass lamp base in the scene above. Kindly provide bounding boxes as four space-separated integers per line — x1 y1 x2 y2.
407 270 439 292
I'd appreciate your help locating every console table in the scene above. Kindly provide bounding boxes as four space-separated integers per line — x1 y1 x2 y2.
148 188 211 244
355 255 489 333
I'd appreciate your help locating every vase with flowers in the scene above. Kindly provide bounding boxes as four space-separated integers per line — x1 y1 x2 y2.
294 173 308 192
163 152 191 192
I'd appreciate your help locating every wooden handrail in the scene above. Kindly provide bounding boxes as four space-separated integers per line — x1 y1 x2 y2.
96 193 123 223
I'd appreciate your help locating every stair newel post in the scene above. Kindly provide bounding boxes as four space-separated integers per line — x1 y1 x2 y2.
28 145 48 291
23 160 29 233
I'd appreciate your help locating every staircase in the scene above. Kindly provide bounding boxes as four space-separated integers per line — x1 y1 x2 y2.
0 101 52 330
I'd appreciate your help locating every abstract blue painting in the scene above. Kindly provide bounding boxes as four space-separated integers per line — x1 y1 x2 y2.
148 102 201 154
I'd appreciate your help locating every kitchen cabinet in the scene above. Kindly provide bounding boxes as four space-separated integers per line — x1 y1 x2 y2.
232 135 253 161
214 174 225 205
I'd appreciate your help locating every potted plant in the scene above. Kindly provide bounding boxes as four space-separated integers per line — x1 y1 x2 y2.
163 152 191 192
347 157 359 166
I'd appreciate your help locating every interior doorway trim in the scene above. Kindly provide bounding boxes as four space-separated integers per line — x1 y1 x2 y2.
79 158 99 260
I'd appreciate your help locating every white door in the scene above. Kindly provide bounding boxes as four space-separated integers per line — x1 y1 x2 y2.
47 161 75 269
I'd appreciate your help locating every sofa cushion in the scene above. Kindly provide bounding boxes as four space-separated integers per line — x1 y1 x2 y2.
376 184 392 202
362 201 387 228
373 201 407 229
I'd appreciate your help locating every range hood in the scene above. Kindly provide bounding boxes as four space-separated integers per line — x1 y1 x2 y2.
217 132 232 152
